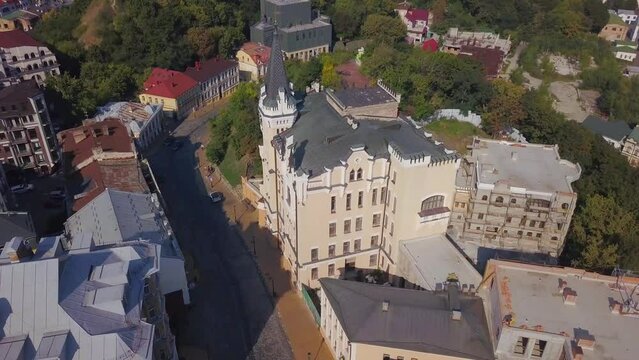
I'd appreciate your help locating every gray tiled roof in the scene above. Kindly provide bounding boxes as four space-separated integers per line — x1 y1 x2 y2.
0 212 35 248
319 278 494 359
329 87 396 109
284 93 453 177
582 115 632 142
263 29 293 108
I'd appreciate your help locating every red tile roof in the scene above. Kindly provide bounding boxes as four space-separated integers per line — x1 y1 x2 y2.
58 118 135 168
239 42 271 66
184 58 237 82
142 68 198 99
460 45 504 78
422 38 438 52
406 8 429 24
0 29 42 48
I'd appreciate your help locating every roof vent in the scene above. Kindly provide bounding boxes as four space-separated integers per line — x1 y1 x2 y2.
563 287 577 305
511 151 518 160
382 300 389 312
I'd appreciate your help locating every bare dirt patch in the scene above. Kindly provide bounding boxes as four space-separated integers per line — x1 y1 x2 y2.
77 0 114 48
549 81 598 122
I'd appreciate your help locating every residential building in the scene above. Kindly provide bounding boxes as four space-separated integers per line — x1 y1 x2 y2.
92 101 164 151
442 28 511 78
0 162 7 210
422 38 438 52
0 211 34 247
582 115 632 149
459 45 505 78
397 234 482 291
57 118 148 212
65 188 191 305
0 80 58 174
319 278 494 360
448 138 581 267
255 35 459 289
613 41 638 62
598 14 629 41
0 236 176 360
0 29 59 86
0 9 38 31
616 8 637 24
139 68 199 120
250 0 331 61
237 42 271 81
185 58 240 105
395 6 431 45
0 0 18 14
480 259 639 360
621 126 639 167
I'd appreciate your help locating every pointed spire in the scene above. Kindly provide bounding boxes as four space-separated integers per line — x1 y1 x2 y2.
264 27 292 109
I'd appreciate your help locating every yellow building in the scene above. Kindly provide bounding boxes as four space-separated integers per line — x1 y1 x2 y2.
236 42 271 81
139 68 200 120
319 278 494 360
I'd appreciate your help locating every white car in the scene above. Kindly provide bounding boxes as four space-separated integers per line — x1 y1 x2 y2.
10 183 34 194
209 192 224 203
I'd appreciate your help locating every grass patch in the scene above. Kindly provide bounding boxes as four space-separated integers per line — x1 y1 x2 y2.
425 119 487 154
219 144 244 186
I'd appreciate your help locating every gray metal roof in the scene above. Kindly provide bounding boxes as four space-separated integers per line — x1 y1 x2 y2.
263 29 293 109
65 189 179 258
285 93 452 177
0 212 35 248
329 87 396 109
582 115 632 142
319 278 494 359
0 243 158 359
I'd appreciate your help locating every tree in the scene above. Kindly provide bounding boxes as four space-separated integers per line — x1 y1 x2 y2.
331 0 366 39
583 0 609 32
286 58 322 91
483 80 526 133
321 57 341 89
361 14 406 45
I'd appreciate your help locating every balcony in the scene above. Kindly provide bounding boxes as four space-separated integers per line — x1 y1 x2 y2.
418 207 451 223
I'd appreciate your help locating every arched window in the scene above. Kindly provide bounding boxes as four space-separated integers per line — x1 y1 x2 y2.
24 54 29 60
356 168 363 180
510 198 516 204
561 203 569 210
11 56 16 62
26 65 32 71
39 50 45 56
30 52 35 58
421 195 444 211
33 64 38 69
495 196 504 203
349 169 355 181
481 195 488 201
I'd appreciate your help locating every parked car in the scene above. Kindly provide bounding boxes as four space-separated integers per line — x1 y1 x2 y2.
209 192 224 203
10 183 34 194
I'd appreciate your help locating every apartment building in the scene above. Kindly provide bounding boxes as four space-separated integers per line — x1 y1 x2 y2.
139 68 199 120
0 80 57 174
0 9 38 32
481 259 639 360
57 118 148 212
256 35 459 289
0 29 59 86
448 138 581 266
185 58 240 105
237 42 271 81
622 126 639 167
93 101 164 151
0 236 176 360
65 188 191 305
319 278 494 360
250 0 331 61
395 6 431 45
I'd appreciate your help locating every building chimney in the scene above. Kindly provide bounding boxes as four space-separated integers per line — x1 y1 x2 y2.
563 287 577 305
610 300 622 314
2 237 33 263
557 278 568 294
382 300 389 312
448 282 462 320
577 335 595 351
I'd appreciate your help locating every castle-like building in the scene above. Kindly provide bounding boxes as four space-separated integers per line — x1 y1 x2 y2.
256 33 459 289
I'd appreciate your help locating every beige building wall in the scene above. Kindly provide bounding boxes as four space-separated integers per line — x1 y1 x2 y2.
599 24 628 41
139 85 199 120
283 44 329 62
354 343 481 360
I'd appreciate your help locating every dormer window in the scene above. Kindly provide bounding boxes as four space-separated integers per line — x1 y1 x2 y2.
356 168 363 180
349 169 355 181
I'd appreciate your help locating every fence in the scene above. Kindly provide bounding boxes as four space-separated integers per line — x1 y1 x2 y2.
428 109 482 127
301 286 321 325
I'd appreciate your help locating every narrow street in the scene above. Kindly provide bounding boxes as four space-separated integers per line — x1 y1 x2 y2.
147 105 294 360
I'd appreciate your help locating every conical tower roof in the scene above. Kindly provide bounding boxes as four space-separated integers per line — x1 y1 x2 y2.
264 28 293 108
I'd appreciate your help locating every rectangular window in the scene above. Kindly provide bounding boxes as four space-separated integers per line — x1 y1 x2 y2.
346 194 351 210
355 217 362 231
311 267 318 280
330 196 336 213
539 221 545 228
390 223 394 236
532 339 547 358
389 244 392 257
354 239 361 251
536 233 542 238
392 197 397 213
369 254 377 267
328 244 335 257
506 217 512 223
392 171 397 183
328 264 335 276
358 191 363 208
530 220 536 227
311 248 318 261
380 187 387 203
372 189 378 205
371 235 379 247
478 213 484 220
343 241 350 254
329 223 336 237
557 223 564 230
514 337 529 355
344 219 351 234
372 214 381 227
384 214 388 227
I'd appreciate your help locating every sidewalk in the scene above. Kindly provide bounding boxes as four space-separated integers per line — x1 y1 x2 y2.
197 150 333 360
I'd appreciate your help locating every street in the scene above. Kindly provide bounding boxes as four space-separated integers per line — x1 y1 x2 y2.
148 108 294 360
